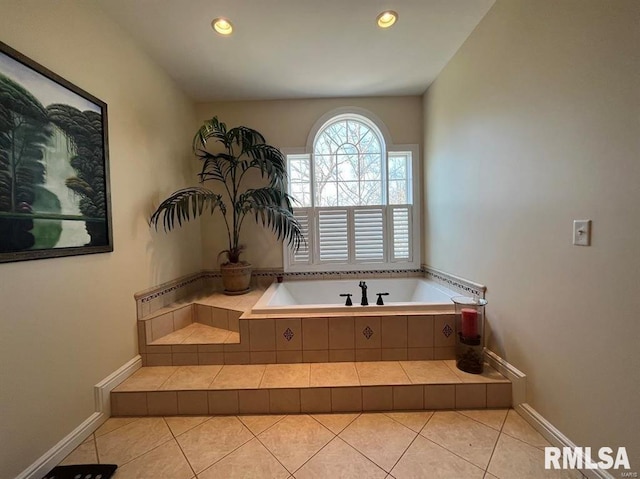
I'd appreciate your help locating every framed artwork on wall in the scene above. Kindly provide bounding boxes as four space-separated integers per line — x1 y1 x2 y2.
0 40 113 263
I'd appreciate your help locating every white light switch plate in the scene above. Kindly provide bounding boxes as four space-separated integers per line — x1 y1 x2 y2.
573 220 591 246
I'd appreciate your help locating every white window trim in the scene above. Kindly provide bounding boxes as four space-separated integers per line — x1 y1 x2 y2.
282 109 421 273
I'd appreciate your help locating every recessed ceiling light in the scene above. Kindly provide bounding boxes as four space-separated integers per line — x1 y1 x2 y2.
376 10 398 29
212 17 233 36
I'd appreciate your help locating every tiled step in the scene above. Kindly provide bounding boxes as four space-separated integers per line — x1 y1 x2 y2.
149 322 240 346
111 360 511 417
142 322 241 367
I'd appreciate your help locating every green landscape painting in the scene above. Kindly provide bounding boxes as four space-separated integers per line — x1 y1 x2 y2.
0 41 112 263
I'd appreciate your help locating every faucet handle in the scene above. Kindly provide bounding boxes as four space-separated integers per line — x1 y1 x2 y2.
375 293 389 306
339 293 353 306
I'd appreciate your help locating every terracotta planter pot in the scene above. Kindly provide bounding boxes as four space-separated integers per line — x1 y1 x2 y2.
220 262 252 294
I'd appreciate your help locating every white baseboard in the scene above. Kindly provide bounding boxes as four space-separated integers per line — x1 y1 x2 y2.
481 351 617 479
516 403 615 479
16 356 142 479
484 348 527 406
94 355 142 417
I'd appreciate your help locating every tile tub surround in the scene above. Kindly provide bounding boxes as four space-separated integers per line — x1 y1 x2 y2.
134 264 484 319
136 271 475 367
140 311 457 366
111 360 511 416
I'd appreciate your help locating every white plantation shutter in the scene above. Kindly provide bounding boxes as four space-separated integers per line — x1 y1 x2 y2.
317 209 349 261
390 206 411 261
354 207 385 261
291 208 312 264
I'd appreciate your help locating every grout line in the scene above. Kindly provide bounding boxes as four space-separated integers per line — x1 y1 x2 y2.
206 364 224 388
397 361 415 385
251 415 298 475
243 413 288 436
353 361 363 386
257 364 268 388
483 410 509 477
94 416 143 440
112 434 176 469
308 413 340 436
158 368 182 390
387 426 421 474
419 409 436 434
485 381 488 408
193 421 254 475
329 433 392 475
166 415 214 438
456 409 509 432
500 428 551 451
287 435 334 475
324 411 363 435
383 410 434 433
92 433 100 464
329 381 333 412
163 417 198 478
454 380 457 409
421 436 486 474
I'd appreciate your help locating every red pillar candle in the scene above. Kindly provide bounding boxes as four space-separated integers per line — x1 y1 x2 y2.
461 308 479 338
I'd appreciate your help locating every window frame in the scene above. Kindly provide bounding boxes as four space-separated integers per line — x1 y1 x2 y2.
283 108 420 272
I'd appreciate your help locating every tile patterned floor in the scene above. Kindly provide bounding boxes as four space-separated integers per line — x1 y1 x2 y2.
59 409 586 478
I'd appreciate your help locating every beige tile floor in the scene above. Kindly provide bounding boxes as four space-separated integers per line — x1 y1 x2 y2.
59 409 587 478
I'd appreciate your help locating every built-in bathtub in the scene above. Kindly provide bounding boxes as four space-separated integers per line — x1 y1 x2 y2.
252 278 458 315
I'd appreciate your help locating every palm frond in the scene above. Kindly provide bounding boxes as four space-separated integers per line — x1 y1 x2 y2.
197 151 236 183
228 126 265 154
150 187 225 232
240 144 287 188
238 187 304 250
192 117 229 151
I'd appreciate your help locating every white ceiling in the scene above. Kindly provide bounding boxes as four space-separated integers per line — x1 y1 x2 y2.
98 0 495 102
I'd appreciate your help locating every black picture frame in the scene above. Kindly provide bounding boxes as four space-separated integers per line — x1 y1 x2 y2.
0 40 113 263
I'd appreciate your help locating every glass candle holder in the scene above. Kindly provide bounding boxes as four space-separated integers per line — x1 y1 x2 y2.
451 296 487 374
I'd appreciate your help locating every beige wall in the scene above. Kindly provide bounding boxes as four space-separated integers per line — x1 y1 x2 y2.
196 97 423 268
0 2 201 477
424 0 639 466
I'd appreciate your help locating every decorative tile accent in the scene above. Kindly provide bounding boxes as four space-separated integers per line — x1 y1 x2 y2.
442 324 453 338
139 268 424 308
283 328 294 342
135 273 202 304
363 326 374 340
422 265 486 298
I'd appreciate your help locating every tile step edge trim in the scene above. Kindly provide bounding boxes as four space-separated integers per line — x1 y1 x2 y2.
16 355 142 479
516 403 614 479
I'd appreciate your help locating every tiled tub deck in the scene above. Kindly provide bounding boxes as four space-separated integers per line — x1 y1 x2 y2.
137 290 461 367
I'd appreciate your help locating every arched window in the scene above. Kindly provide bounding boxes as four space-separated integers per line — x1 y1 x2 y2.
313 115 384 207
285 109 419 271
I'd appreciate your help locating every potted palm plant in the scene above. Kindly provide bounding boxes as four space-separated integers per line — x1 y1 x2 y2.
150 117 303 294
